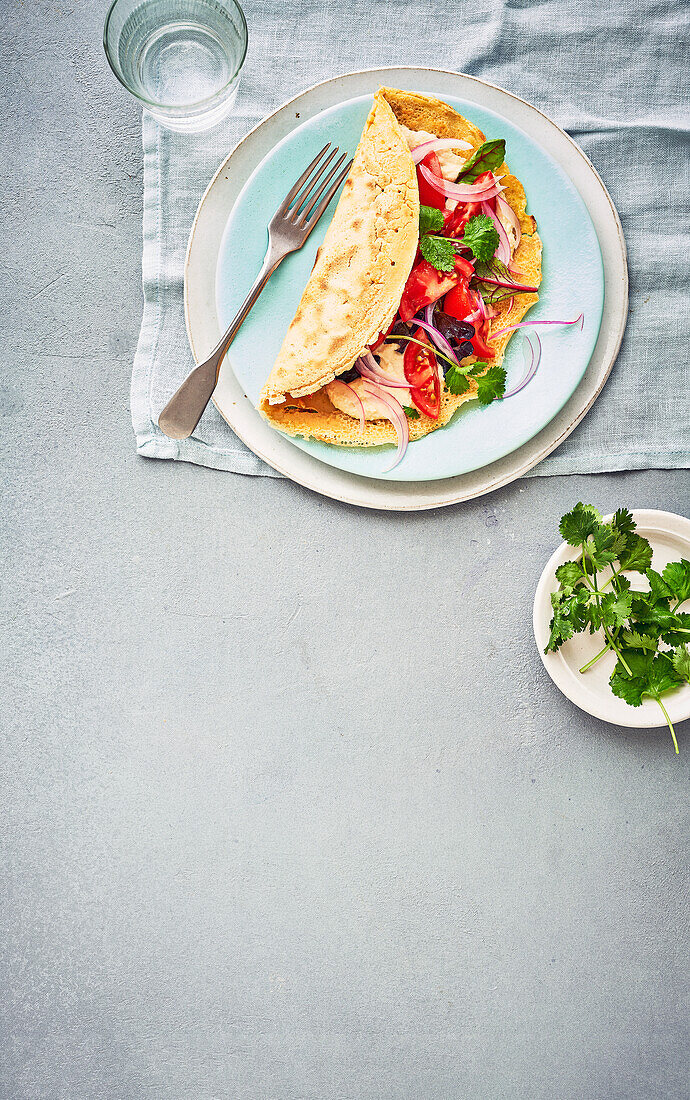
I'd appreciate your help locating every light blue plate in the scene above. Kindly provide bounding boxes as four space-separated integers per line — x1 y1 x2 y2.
216 93 604 482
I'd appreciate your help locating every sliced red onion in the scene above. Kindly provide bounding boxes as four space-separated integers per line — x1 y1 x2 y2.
414 318 461 369
506 295 515 314
328 379 366 434
478 275 539 292
481 200 511 264
495 194 521 246
490 313 585 340
503 332 542 398
359 382 409 471
411 136 472 163
356 352 410 390
418 164 505 202
463 288 486 326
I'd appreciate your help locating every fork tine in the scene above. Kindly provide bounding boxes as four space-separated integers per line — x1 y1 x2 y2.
274 143 332 217
287 146 341 216
303 159 354 231
293 151 349 226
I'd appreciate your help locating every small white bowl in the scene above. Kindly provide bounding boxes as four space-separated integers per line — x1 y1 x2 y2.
533 509 690 728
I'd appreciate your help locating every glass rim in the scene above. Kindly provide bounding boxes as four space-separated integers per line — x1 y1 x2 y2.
103 0 249 112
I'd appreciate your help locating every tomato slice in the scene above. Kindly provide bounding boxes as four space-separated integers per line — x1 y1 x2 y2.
403 328 440 419
399 255 474 324
444 279 476 322
443 200 481 239
470 321 495 359
416 152 446 210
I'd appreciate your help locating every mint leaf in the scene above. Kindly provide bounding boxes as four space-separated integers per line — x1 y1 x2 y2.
419 204 444 236
559 502 603 546
455 138 506 183
475 365 506 405
402 405 420 419
461 214 500 263
662 559 690 605
419 234 456 273
444 366 470 395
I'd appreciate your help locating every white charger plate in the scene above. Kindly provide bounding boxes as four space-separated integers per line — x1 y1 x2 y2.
184 67 628 511
533 510 690 729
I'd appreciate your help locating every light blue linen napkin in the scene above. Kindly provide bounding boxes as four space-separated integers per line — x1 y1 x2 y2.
132 0 690 478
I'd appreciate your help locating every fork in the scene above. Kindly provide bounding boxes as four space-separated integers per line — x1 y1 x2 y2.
158 143 353 441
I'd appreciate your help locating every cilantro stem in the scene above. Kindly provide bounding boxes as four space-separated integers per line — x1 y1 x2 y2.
656 697 679 754
581 543 633 677
599 566 622 592
384 335 466 372
579 641 613 674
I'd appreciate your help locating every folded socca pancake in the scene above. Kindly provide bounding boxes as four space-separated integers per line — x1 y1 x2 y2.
258 87 542 448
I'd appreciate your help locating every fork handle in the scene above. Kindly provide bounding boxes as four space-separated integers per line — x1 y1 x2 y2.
158 250 281 441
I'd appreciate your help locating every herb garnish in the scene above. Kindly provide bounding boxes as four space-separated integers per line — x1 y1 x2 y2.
455 138 505 183
402 405 420 419
418 205 457 272
461 214 500 263
546 503 690 752
444 359 505 403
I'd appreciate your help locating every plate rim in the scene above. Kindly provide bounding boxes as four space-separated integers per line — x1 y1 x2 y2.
184 66 629 511
533 509 690 729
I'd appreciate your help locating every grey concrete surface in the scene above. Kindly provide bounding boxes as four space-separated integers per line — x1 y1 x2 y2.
1 3 688 1098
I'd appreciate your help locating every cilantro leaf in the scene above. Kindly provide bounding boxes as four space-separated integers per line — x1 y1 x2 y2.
620 630 658 652
466 359 489 378
545 588 591 653
419 234 456 273
610 651 649 707
600 589 633 630
559 502 603 546
611 507 636 540
461 214 500 262
444 367 470 395
618 533 653 573
631 599 677 634
555 560 585 593
589 524 619 569
402 405 420 419
610 650 682 708
456 138 506 183
475 365 506 405
672 644 690 683
419 205 444 236
645 568 674 604
644 652 683 700
662 558 690 605
660 611 690 648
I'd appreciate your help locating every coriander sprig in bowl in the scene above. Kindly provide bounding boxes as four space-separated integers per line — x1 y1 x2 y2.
534 505 690 752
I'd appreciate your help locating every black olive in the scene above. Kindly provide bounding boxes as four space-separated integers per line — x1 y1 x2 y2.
339 366 360 383
434 311 475 344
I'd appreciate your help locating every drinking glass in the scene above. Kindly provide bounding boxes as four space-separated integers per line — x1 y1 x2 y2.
104 0 248 133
